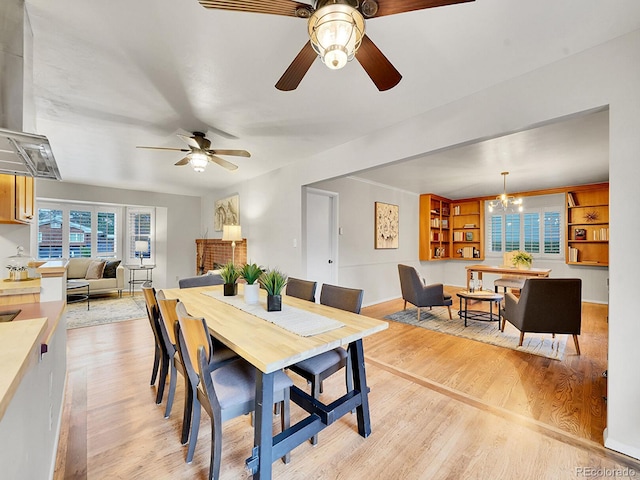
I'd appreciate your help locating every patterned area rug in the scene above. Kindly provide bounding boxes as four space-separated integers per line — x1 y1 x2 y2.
385 306 567 360
65 295 147 329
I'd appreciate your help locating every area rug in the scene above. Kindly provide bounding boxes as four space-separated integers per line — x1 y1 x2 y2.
385 307 567 360
65 295 147 329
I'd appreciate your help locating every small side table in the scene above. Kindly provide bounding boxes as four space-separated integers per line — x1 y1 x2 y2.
456 290 503 327
126 265 156 295
67 280 90 310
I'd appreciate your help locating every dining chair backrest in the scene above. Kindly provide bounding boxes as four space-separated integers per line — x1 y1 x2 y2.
319 283 363 314
142 282 159 321
286 277 317 302
179 274 224 289
156 290 178 346
175 302 212 379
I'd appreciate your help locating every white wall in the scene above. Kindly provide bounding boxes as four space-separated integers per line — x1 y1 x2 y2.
203 31 640 459
35 180 201 289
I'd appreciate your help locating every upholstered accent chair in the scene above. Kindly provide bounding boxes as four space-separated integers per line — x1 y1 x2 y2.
397 264 452 320
501 278 582 354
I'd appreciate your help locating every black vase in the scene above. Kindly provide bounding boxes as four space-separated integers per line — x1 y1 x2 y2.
267 294 282 312
223 283 238 296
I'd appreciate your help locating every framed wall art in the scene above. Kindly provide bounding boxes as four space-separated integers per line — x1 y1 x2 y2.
214 194 239 231
375 202 399 249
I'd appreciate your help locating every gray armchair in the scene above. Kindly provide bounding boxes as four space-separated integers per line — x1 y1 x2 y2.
501 278 582 354
398 264 452 321
178 273 224 289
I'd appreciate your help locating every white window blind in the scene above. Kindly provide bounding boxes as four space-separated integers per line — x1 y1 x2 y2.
126 207 155 264
37 208 64 259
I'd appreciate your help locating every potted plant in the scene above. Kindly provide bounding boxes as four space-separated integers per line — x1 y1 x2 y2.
258 268 288 311
512 251 533 269
240 262 263 305
219 261 240 296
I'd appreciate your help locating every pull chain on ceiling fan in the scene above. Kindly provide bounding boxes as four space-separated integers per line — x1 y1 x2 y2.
136 132 251 172
197 0 474 91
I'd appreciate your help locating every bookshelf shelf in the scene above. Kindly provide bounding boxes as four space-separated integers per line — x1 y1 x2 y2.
419 195 484 261
566 184 609 266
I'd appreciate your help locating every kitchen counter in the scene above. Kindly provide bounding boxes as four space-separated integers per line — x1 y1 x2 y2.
0 299 67 478
0 278 41 305
0 300 65 421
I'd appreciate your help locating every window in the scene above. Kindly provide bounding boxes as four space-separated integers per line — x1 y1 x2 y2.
38 208 64 258
486 196 563 259
36 203 120 260
69 209 91 258
126 207 155 264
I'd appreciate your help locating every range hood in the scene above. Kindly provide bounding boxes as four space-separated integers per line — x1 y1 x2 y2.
0 128 61 180
0 0 61 180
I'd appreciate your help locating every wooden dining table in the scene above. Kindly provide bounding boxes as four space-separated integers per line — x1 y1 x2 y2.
464 264 552 291
162 284 388 480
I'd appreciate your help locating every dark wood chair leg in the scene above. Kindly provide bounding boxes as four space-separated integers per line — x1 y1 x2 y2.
181 382 193 445
519 332 525 346
573 334 581 355
151 344 160 385
447 306 452 320
186 395 201 463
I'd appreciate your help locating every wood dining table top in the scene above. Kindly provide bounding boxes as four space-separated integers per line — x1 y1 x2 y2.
162 284 388 374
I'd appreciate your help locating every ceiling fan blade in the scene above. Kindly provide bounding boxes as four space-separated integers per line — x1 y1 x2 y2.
197 0 311 18
175 157 190 166
210 149 251 158
355 35 402 91
374 0 474 18
208 155 239 171
275 41 317 91
136 146 189 152
177 134 205 149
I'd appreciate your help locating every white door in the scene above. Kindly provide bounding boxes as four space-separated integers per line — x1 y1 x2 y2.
304 187 338 295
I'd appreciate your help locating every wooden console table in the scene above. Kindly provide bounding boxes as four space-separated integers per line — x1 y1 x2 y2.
465 264 551 291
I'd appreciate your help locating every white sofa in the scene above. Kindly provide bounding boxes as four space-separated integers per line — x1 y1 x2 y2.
67 258 125 296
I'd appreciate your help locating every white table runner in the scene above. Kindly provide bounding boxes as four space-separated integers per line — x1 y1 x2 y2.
202 290 345 337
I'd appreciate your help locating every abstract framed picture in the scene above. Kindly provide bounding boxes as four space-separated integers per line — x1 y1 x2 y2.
214 194 239 231
375 202 399 249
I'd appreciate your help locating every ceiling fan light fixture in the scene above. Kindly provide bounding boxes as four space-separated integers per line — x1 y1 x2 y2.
189 152 208 172
488 171 524 213
308 3 365 70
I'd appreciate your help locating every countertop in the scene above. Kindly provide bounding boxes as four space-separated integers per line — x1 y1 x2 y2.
0 301 65 421
0 278 41 296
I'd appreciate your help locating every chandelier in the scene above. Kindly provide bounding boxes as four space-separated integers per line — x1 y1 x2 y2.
488 172 523 212
308 1 365 70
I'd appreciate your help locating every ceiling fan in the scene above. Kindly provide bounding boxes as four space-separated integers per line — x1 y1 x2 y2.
197 0 474 91
136 132 250 172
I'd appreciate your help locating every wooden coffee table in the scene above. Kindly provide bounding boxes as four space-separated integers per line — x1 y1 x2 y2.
456 290 503 327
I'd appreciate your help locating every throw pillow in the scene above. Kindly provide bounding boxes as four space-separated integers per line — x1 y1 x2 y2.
103 260 121 279
85 260 106 280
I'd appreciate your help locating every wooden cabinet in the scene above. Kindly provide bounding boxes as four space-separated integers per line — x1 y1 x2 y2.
0 174 35 224
566 183 608 266
419 194 450 260
451 199 484 260
420 194 485 261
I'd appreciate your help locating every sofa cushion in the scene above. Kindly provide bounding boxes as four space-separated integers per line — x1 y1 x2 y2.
85 260 106 280
103 260 121 278
67 258 93 279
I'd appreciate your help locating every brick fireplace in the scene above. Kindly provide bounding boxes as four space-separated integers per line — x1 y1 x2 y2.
195 238 247 274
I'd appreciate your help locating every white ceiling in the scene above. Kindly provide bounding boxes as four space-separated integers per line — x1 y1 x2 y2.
24 0 640 197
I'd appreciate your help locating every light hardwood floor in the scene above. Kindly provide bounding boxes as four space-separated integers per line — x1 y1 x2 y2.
55 287 640 479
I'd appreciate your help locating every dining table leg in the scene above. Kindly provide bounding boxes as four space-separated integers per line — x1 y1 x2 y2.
349 339 372 438
252 370 274 480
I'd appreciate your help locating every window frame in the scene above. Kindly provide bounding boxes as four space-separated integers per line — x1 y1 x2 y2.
485 195 564 260
34 201 122 260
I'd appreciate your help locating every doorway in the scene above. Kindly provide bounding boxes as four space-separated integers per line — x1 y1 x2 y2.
303 187 338 296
